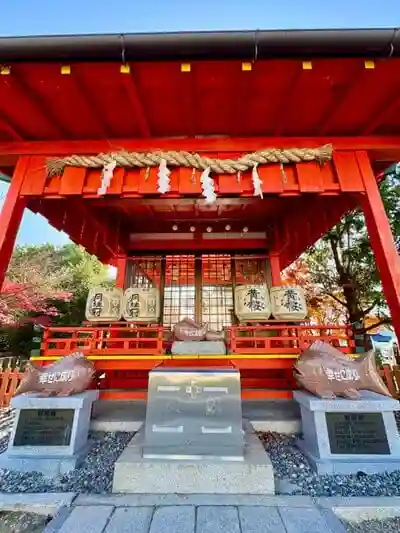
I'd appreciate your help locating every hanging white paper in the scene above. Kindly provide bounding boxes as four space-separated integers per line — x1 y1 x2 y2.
97 160 117 196
252 163 263 199
157 159 171 194
200 167 217 204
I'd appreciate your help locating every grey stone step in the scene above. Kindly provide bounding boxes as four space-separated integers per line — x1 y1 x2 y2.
46 504 347 533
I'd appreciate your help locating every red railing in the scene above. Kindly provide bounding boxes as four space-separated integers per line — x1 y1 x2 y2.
227 324 355 354
41 322 354 358
41 325 165 356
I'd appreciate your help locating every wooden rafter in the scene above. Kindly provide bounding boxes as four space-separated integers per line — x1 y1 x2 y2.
320 67 376 135
273 67 304 136
62 70 109 137
0 111 23 140
120 68 150 137
362 93 400 134
10 70 71 138
318 64 364 134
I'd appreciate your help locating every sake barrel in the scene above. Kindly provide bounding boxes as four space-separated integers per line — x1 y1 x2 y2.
85 287 123 322
122 287 160 323
270 286 308 321
234 285 271 321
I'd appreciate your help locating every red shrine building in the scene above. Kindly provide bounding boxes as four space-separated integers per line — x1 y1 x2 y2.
0 29 399 400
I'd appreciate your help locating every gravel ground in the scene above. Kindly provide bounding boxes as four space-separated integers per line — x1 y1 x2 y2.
259 432 400 497
0 431 134 494
1 428 400 496
342 517 400 532
0 511 50 533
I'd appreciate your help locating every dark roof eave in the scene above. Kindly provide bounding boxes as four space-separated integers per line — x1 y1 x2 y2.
0 28 399 62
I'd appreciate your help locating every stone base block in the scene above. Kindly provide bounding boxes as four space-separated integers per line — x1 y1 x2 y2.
112 423 274 494
0 390 98 476
294 390 400 476
296 438 400 475
171 341 226 355
0 442 92 476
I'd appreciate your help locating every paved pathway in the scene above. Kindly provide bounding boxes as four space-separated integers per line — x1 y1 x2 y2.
45 501 347 533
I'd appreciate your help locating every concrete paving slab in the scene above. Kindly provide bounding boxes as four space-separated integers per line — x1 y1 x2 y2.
318 508 348 533
279 506 335 533
43 507 71 533
238 505 286 533
105 507 153 533
149 506 195 533
56 505 114 533
196 506 240 533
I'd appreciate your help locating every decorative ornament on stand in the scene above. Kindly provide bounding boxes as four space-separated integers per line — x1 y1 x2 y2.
252 163 263 199
157 158 171 194
97 160 116 196
200 167 217 204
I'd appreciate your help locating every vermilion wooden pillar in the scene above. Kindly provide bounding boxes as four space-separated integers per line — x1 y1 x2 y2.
115 256 127 289
356 151 400 342
0 157 30 289
269 252 281 286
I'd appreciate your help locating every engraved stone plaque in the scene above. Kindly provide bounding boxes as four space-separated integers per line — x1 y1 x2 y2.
13 409 74 447
326 412 390 455
144 367 243 460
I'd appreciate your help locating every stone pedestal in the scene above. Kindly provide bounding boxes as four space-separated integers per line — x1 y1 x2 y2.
294 390 400 475
144 367 243 459
112 421 274 494
171 341 226 355
112 367 275 493
0 390 99 476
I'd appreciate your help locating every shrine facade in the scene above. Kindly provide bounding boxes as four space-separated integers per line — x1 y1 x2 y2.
0 29 399 400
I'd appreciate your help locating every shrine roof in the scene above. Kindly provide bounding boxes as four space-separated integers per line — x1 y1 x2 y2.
1 28 400 61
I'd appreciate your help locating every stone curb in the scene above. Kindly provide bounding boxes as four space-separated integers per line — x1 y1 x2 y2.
1 492 400 525
43 506 71 533
316 496 400 523
0 492 76 515
74 494 315 507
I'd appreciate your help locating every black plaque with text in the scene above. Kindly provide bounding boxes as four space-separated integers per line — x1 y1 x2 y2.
326 412 390 455
13 409 74 447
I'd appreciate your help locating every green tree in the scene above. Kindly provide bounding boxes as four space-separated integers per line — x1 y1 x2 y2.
1 244 114 354
304 167 400 333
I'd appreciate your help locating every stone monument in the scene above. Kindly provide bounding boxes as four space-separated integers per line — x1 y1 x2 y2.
0 352 98 476
1 390 99 476
293 341 400 475
171 317 226 355
143 367 244 459
294 390 400 475
113 366 274 494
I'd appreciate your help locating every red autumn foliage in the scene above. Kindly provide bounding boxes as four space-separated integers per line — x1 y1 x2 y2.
0 279 70 326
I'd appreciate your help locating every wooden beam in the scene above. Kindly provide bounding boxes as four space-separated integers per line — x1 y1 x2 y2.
120 68 150 137
0 157 29 288
0 137 400 158
129 237 267 252
356 151 400 344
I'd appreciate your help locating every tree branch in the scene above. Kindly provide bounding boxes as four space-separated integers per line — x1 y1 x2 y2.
361 302 379 317
326 292 347 307
363 318 392 333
